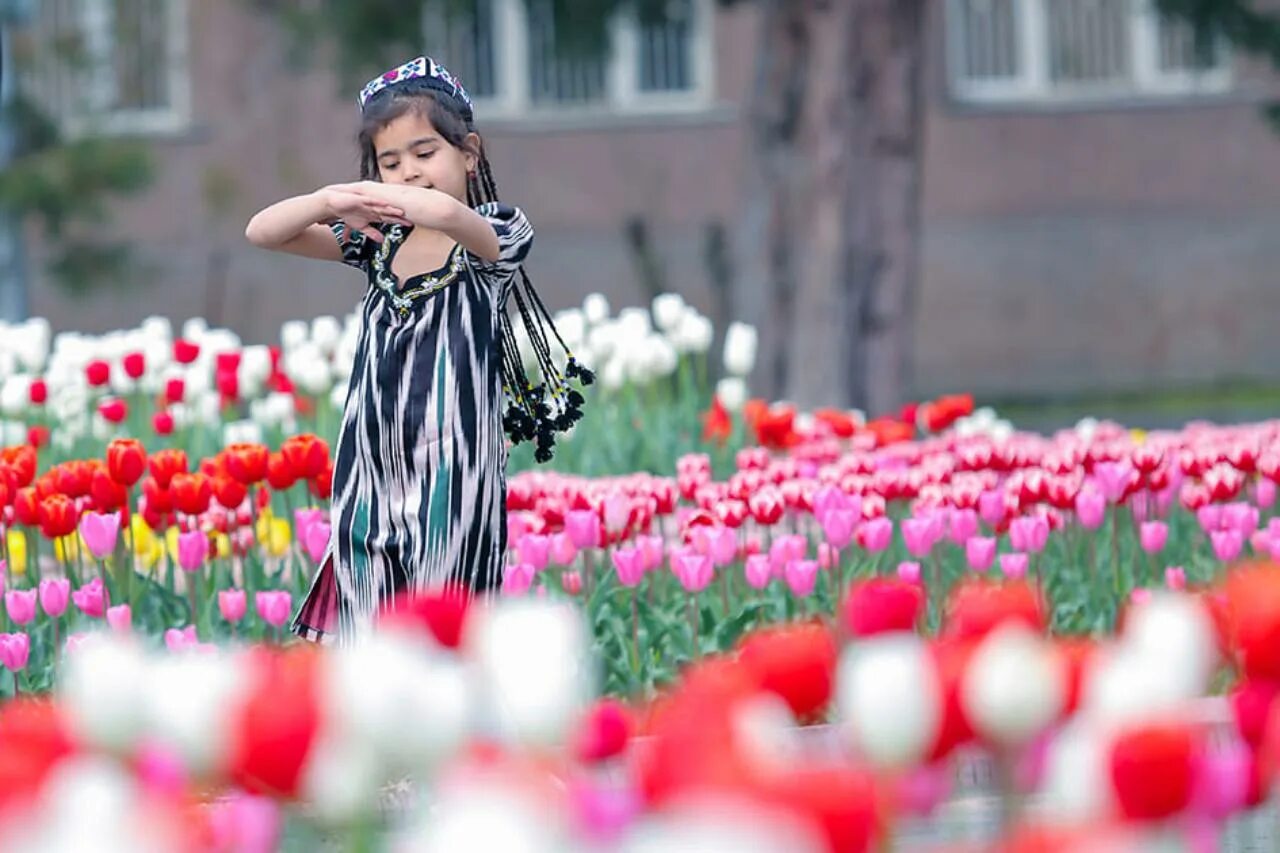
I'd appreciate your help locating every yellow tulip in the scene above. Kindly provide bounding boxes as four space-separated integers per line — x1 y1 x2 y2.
264 518 292 558
5 530 27 574
54 533 84 564
213 532 231 559
1131 429 1148 445
130 516 165 571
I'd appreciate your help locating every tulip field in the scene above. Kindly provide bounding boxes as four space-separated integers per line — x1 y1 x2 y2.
3 302 1280 850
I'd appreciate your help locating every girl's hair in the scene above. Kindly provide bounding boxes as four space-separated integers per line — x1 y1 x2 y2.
358 78 592 463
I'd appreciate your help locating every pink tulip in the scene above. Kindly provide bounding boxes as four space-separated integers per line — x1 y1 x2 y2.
1197 505 1223 534
1094 461 1136 503
902 517 937 558
561 571 583 595
565 510 602 549
812 484 858 522
820 509 858 550
979 490 1007 528
1009 516 1049 554
1251 530 1273 557
64 632 91 656
857 517 894 553
817 542 836 570
1139 521 1169 555
744 554 772 590
783 559 819 597
208 793 283 853
293 508 325 549
79 511 121 560
72 578 107 618
4 589 36 626
255 591 293 628
0 632 30 672
516 534 551 572
672 552 713 593
177 529 209 573
638 535 666 571
502 562 536 596
1255 478 1277 510
897 561 922 585
602 493 631 535
1165 566 1187 591
707 526 738 567
769 534 807 573
948 508 979 545
895 763 952 818
106 604 132 632
1075 486 1107 530
219 589 247 623
1190 741 1251 821
1211 529 1243 563
550 532 578 566
1222 503 1259 537
303 521 330 564
38 578 70 619
507 512 533 543
965 536 997 572
1130 588 1153 608
135 742 189 798
165 625 198 651
611 548 646 588
999 552 1029 580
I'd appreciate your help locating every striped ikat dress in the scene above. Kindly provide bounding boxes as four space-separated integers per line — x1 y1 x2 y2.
291 203 533 643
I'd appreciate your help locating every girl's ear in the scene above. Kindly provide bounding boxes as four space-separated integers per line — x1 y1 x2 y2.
463 132 482 173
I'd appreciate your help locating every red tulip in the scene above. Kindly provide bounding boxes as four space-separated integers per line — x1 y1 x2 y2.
0 446 36 488
265 452 297 491
91 468 128 513
573 698 633 764
842 578 924 638
27 379 46 405
13 487 39 527
152 410 175 436
25 426 48 450
148 448 188 490
944 578 1046 641
213 476 248 511
121 351 146 379
173 339 200 364
54 461 92 499
926 638 977 761
170 472 213 516
1109 722 1196 822
1222 563 1280 682
309 465 333 501
37 494 79 540
225 648 322 799
163 377 185 404
85 360 110 387
379 588 470 649
106 438 147 487
0 699 76 815
700 396 732 445
141 476 173 515
281 434 329 480
97 398 127 424
737 622 838 720
225 443 269 485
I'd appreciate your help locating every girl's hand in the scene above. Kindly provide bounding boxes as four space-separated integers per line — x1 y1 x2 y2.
321 186 411 242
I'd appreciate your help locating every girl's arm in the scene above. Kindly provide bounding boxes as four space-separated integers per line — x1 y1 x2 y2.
349 183 502 262
244 187 410 261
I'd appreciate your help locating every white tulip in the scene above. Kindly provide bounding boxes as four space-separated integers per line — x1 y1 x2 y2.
181 317 209 341
196 390 223 425
0 349 15 381
139 315 172 342
722 322 758 376
675 310 714 355
621 796 827 853
582 292 611 325
586 322 618 361
644 335 678 379
13 317 51 371
0 419 25 445
59 635 151 753
399 780 569 853
618 306 653 339
312 315 342 354
145 652 247 776
239 344 273 387
0 374 31 416
553 308 586 350
329 384 347 411
300 733 383 824
1037 718 1116 825
182 364 211 399
281 320 309 354
297 360 333 396
1119 593 1216 702
838 633 942 769
223 419 264 447
465 599 595 749
715 377 747 411
651 293 686 332
961 623 1065 747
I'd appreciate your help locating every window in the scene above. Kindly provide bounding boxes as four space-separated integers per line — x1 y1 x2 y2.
22 0 191 135
947 0 1230 104
422 0 714 117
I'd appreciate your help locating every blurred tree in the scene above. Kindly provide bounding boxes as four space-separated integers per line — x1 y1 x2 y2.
0 1 154 320
253 0 1280 414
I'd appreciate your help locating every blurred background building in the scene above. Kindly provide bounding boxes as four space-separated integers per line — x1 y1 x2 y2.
7 0 1280 416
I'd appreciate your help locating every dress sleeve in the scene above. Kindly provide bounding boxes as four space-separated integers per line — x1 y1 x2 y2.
470 203 534 297
329 222 377 271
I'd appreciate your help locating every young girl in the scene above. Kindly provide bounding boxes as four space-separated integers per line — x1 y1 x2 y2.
245 56 591 644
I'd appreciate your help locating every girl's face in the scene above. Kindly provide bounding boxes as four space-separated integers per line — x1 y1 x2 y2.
372 110 477 202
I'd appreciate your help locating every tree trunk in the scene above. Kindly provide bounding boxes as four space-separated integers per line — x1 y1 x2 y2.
741 0 814 402
841 0 927 416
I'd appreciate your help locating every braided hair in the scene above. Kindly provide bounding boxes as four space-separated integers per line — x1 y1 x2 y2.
358 76 592 463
